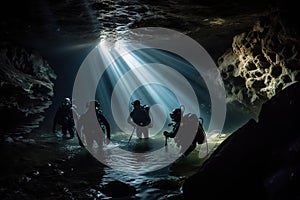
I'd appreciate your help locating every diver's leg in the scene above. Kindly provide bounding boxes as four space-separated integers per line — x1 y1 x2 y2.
85 131 93 148
68 126 75 138
143 127 149 139
183 142 197 157
76 130 84 147
136 127 142 139
61 126 67 138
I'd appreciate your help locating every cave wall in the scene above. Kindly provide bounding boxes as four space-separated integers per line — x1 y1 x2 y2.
218 11 300 116
182 80 300 199
1 0 298 137
0 42 56 138
182 4 300 198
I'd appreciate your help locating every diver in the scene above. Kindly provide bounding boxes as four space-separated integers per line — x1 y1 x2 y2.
163 106 206 157
127 100 152 139
53 97 76 138
77 100 110 150
53 97 84 147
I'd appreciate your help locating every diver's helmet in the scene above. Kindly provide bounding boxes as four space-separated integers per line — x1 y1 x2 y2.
170 108 182 122
87 100 101 111
131 100 141 107
62 97 72 108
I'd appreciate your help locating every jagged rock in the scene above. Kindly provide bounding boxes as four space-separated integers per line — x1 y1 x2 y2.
0 42 57 136
147 178 182 191
218 12 300 116
99 180 137 198
182 81 300 199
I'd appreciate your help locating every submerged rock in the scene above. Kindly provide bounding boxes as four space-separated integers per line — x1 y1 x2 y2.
100 180 137 198
182 81 300 199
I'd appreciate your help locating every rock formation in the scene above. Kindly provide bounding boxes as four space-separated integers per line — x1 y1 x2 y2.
0 42 56 137
182 80 300 199
182 3 300 199
218 12 300 116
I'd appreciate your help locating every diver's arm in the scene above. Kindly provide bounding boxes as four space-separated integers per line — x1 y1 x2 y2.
170 123 180 138
104 117 111 140
164 123 179 138
76 115 83 134
71 106 79 127
71 106 79 121
99 114 111 140
127 114 135 127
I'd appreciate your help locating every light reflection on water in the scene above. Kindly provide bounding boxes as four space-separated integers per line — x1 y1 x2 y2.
94 130 224 173
95 132 181 175
38 130 227 199
56 129 226 173
60 130 226 176
82 130 226 176
95 131 226 199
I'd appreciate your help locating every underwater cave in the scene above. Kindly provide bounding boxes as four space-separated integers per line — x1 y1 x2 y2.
0 0 299 199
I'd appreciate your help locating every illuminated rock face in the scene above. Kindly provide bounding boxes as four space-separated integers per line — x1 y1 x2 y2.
0 43 56 135
218 14 300 115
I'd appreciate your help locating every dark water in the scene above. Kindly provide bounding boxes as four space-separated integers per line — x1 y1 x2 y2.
0 129 227 199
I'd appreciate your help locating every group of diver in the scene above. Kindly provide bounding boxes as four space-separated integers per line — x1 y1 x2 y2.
53 97 206 157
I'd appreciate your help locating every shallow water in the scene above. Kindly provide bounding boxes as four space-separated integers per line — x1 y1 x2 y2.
71 128 224 174
0 129 227 199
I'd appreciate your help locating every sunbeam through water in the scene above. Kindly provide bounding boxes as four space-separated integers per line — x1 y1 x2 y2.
72 27 226 174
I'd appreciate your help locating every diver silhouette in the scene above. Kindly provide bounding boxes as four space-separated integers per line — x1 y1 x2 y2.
53 97 84 147
164 106 206 157
77 100 110 150
127 100 152 139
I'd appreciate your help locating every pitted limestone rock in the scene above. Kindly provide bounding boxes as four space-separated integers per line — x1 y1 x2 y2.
218 14 300 115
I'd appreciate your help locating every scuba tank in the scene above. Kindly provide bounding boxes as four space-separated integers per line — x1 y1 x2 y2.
130 100 151 127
